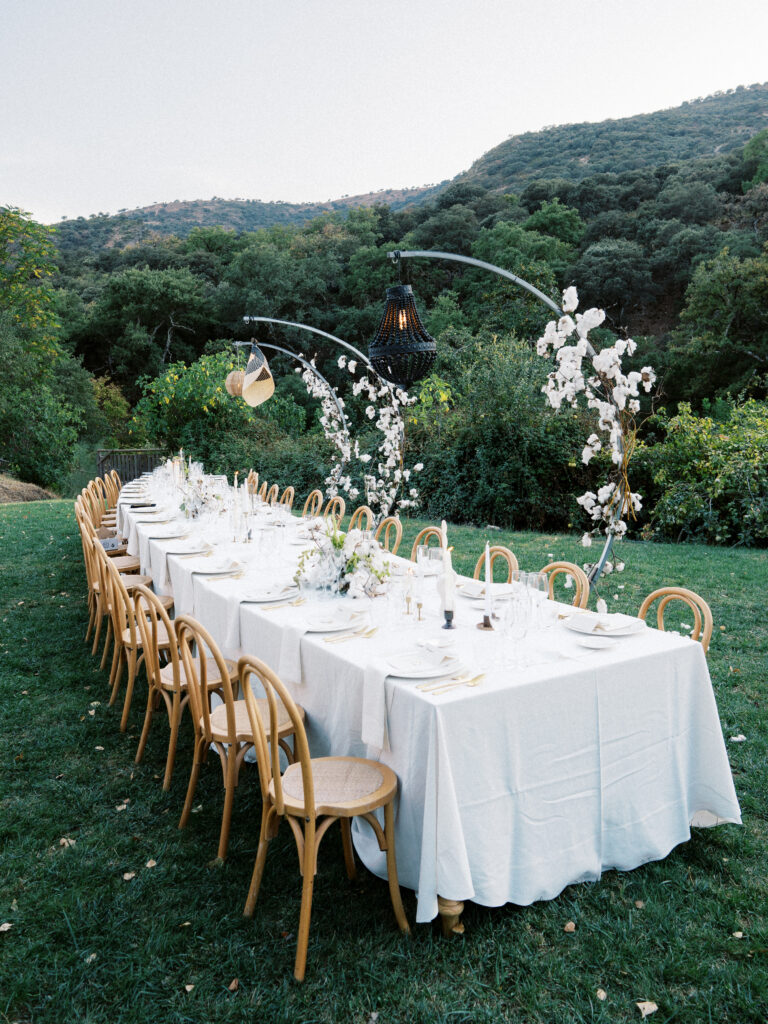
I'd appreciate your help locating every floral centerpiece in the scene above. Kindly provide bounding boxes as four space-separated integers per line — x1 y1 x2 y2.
294 518 390 598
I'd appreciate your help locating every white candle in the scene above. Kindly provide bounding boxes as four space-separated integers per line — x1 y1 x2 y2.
484 541 492 620
444 547 455 612
441 519 448 549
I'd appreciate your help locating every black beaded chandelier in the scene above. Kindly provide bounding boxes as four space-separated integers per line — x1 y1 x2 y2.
369 283 436 389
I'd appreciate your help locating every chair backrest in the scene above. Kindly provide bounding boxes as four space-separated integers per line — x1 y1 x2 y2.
238 654 314 816
472 545 519 583
279 486 295 509
87 480 106 523
247 469 259 494
102 473 118 507
257 480 268 500
265 483 279 504
97 542 135 641
94 476 111 508
638 587 713 654
75 502 98 591
410 526 444 562
375 515 402 555
323 495 346 525
348 505 373 532
134 585 180 694
539 561 590 608
302 489 323 517
109 468 122 491
175 615 239 744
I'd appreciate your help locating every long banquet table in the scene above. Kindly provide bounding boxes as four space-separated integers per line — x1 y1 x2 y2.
118 474 742 928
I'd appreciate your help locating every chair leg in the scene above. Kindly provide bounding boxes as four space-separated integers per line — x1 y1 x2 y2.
244 805 272 917
119 648 140 732
135 686 156 764
91 608 104 656
85 596 96 642
99 618 113 671
294 820 316 982
162 695 183 791
217 754 239 861
340 817 357 880
383 802 410 934
179 738 206 829
108 646 123 704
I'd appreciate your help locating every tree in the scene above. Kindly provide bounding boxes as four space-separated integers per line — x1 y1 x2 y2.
522 199 586 247
0 206 59 348
568 239 655 324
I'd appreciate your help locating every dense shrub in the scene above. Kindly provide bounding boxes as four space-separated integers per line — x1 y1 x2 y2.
648 401 768 545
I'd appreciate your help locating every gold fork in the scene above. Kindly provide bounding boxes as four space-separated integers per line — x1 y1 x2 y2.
179 550 213 560
324 626 378 644
421 673 485 694
207 571 245 582
262 597 306 611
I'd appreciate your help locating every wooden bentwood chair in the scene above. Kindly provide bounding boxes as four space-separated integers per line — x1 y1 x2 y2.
265 483 279 504
302 489 323 518
239 654 410 981
472 545 519 582
539 561 590 609
175 616 304 862
409 526 444 562
638 587 713 654
133 585 238 790
323 495 346 525
279 486 295 510
375 515 402 556
348 505 374 531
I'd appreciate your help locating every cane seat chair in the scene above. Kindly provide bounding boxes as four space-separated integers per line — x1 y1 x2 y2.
348 505 374 532
239 654 410 981
638 587 713 654
539 561 590 609
247 469 259 494
375 515 402 555
302 489 323 518
279 486 295 510
409 526 444 562
322 495 346 526
133 586 237 790
472 545 519 582
265 483 279 504
175 617 304 862
257 480 268 501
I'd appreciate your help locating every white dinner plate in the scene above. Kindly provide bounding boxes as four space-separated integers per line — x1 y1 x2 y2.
305 610 367 632
386 651 467 679
458 581 517 601
565 613 646 637
242 585 299 603
577 635 619 650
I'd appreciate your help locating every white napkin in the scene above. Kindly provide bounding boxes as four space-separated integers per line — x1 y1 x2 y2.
362 661 390 751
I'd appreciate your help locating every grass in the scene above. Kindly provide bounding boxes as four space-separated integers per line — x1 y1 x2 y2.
1 499 767 1023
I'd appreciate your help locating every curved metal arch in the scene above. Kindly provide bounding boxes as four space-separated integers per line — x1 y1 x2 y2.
389 249 616 587
243 317 374 375
233 341 350 454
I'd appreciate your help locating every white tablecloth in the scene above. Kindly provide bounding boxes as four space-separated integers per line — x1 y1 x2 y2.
120 476 742 923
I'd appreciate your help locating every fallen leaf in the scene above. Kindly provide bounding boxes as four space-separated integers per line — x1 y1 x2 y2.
185 984 194 993
732 931 744 939
145 859 157 868
85 952 97 964
636 1001 658 1018
228 978 239 992
115 803 128 811
122 872 135 881
191 804 203 814
180 921 191 927
635 900 645 909
564 920 576 933
730 734 747 743
88 710 95 717
21 690 28 695
95 746 104 751
89 701 101 708
0 922 12 933
59 837 76 848
596 988 607 1001
10 900 17 912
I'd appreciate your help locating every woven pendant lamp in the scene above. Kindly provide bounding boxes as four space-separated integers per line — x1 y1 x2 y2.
369 284 436 389
241 343 275 407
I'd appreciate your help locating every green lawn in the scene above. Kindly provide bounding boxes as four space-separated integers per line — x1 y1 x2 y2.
1 500 767 1023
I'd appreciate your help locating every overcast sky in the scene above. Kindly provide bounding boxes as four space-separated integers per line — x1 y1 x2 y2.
3 0 768 225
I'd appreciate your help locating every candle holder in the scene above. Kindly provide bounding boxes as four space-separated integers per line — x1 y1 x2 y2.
442 609 455 630
476 614 494 631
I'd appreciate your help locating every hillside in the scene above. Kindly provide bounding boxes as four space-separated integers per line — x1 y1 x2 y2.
457 83 768 192
51 83 768 256
53 183 445 257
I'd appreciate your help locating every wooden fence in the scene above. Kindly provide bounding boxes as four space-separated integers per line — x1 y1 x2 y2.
96 448 165 483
